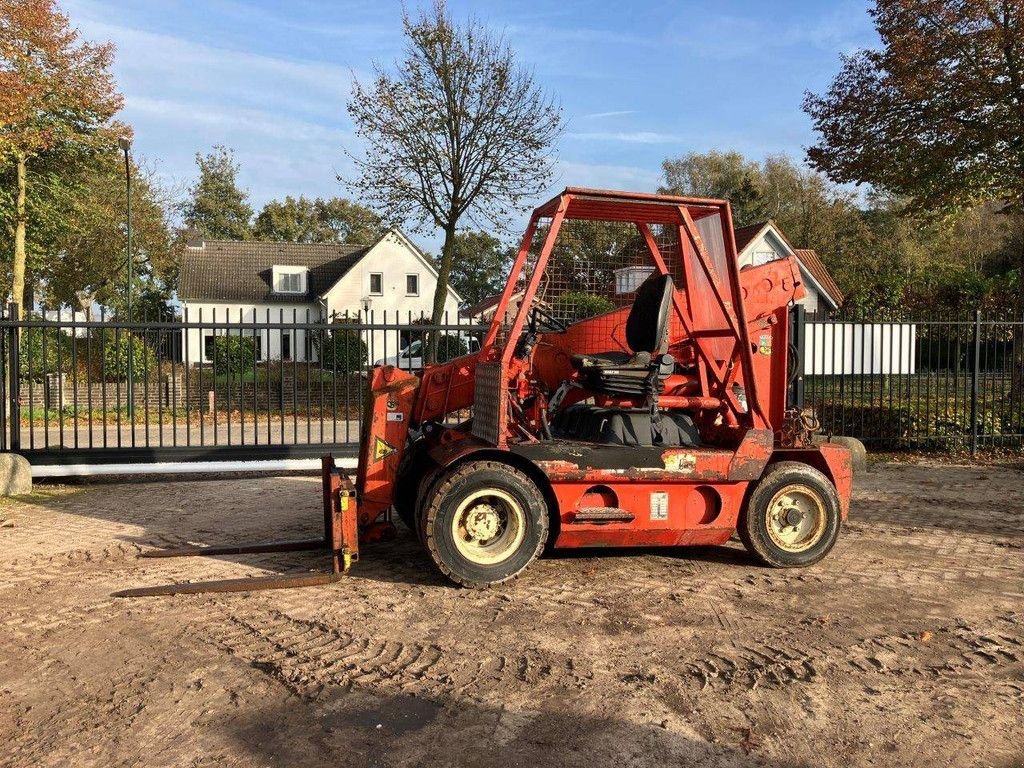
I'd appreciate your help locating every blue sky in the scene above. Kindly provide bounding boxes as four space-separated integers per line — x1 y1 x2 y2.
62 0 878 245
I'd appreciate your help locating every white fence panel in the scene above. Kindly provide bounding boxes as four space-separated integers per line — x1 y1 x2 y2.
805 322 917 376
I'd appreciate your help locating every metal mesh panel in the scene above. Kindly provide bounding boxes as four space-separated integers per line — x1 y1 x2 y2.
492 219 684 351
471 361 504 445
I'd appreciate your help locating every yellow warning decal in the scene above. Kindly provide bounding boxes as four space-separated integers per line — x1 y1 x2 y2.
373 437 397 462
663 452 696 472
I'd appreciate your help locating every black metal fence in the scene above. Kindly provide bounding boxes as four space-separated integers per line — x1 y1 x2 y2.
0 304 485 464
800 307 1024 453
0 304 1021 464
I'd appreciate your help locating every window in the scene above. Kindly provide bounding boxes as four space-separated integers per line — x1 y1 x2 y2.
752 250 777 266
281 331 292 361
369 272 383 295
273 266 306 294
203 334 215 362
406 273 419 296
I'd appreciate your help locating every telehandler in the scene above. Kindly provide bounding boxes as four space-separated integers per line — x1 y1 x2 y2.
121 188 851 596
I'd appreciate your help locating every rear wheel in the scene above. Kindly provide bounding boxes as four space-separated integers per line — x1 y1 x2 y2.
739 462 841 567
422 460 548 588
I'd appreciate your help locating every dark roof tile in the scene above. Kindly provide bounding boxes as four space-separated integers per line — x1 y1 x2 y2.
178 240 370 303
732 220 771 253
794 248 844 307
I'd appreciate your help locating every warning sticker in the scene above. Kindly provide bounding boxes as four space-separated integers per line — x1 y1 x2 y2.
386 411 405 422
663 452 697 473
373 437 397 462
758 333 773 356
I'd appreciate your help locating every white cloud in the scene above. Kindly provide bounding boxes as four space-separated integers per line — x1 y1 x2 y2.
584 110 637 119
58 1 361 211
566 131 687 145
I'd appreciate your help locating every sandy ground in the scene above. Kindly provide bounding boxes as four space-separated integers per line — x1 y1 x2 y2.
0 462 1021 768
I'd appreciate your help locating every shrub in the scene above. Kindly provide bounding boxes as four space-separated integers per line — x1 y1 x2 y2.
19 324 72 381
435 333 468 363
317 328 367 373
811 400 1009 451
211 335 257 377
101 333 157 382
548 291 616 324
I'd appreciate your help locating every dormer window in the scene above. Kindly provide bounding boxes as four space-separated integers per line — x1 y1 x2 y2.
273 266 307 294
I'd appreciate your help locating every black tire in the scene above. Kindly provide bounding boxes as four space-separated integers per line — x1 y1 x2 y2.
739 461 841 568
393 439 430 532
423 460 549 588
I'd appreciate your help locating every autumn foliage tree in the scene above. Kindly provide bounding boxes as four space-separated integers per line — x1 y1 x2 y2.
0 0 123 313
805 0 1024 214
346 1 561 361
805 0 1024 381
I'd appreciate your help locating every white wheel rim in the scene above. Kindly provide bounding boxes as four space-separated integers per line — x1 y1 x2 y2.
451 488 527 565
765 484 827 553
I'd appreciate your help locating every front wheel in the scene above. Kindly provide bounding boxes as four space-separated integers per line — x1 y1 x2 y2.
422 460 549 588
739 462 841 567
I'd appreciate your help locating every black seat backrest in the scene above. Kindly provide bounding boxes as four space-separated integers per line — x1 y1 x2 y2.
625 273 674 354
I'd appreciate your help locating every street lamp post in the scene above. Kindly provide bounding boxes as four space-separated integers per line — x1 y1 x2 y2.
119 136 134 418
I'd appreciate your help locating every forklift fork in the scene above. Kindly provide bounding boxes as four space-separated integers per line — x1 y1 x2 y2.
113 456 359 597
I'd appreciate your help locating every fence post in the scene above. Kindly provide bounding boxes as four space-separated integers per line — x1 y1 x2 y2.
788 304 806 409
970 309 981 457
8 303 19 452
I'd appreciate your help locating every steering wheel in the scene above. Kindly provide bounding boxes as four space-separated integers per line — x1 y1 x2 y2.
529 305 568 334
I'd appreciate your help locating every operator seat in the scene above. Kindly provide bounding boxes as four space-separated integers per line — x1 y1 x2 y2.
570 272 675 397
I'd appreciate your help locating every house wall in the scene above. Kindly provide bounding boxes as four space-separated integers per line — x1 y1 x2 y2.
320 231 462 362
178 300 319 365
737 230 828 314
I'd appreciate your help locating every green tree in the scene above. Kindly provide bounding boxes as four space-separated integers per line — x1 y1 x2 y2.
346 1 562 361
659 150 766 226
252 195 383 244
182 146 252 240
0 0 124 313
0 151 71 300
18 319 70 380
45 151 175 314
440 231 509 306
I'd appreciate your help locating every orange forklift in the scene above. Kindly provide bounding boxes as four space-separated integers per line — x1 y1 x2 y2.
121 188 850 597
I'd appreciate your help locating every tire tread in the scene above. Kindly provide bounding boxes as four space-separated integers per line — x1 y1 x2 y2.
423 460 549 589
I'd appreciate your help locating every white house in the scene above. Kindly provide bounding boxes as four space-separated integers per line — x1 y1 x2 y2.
732 220 844 315
177 228 462 365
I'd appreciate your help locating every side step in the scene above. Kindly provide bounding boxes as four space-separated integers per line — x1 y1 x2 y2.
572 507 635 524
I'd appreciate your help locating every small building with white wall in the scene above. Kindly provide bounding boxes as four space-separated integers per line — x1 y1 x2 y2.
177 228 462 365
732 220 845 316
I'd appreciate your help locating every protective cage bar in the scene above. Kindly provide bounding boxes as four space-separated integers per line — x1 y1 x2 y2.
472 188 762 446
